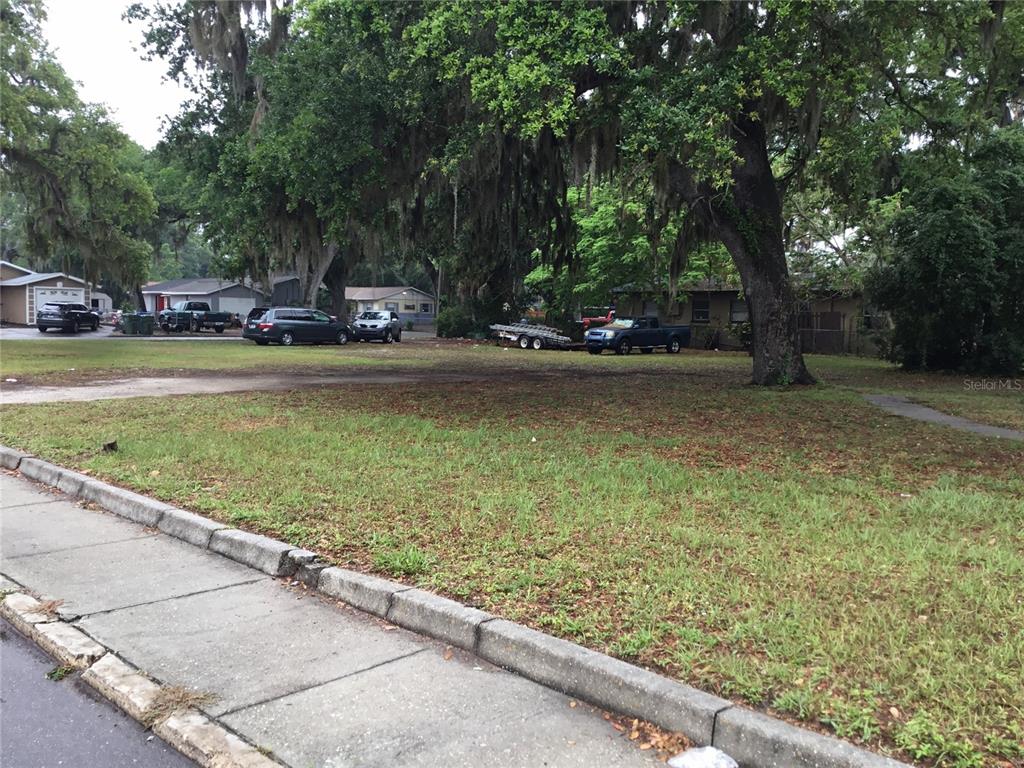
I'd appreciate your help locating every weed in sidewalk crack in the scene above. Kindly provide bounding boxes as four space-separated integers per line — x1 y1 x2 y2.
143 686 219 727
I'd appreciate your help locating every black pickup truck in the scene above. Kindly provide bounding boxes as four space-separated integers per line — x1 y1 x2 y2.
158 301 232 333
584 316 691 355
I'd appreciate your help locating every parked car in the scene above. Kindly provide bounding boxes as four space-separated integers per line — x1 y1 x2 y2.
242 307 351 346
584 316 690 355
158 301 232 333
351 310 402 343
36 302 100 333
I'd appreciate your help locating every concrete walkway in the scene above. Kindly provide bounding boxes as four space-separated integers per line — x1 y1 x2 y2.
0 473 656 768
864 394 1024 440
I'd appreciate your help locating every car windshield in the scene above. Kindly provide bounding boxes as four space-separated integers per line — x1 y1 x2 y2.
359 311 385 320
604 318 636 329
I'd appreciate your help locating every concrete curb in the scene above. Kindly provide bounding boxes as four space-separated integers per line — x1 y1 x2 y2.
478 619 728 746
209 529 297 577
155 709 281 768
5 448 912 768
318 566 411 616
3 585 284 768
387 588 493 651
0 444 29 470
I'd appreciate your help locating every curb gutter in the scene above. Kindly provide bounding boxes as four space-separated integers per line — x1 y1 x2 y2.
0 586 281 768
1 446 910 768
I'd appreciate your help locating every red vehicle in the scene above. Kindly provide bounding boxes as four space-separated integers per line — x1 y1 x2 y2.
581 307 615 331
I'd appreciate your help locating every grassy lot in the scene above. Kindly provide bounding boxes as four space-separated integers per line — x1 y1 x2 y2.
0 338 421 380
1 345 1022 766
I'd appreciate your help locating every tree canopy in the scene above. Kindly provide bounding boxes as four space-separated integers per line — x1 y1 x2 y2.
122 0 1023 380
1 0 156 288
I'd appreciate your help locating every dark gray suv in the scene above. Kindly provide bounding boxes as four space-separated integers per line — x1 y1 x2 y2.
242 307 351 346
36 302 100 333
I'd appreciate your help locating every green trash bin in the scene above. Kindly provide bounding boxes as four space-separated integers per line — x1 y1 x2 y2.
138 314 155 336
121 314 139 335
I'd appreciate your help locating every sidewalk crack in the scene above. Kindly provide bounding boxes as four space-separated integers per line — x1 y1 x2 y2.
217 648 428 718
72 577 269 619
5 533 160 560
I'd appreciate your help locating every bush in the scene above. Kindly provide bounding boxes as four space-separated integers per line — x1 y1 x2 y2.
867 127 1024 375
436 305 476 338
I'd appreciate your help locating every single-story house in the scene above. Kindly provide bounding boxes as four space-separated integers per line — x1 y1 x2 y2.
0 260 92 325
268 277 436 326
347 286 436 324
141 278 267 316
612 279 876 354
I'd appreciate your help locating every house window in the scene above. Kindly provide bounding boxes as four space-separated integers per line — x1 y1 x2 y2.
385 302 399 311
91 298 99 309
420 303 432 314
729 298 749 324
404 303 416 311
691 296 710 324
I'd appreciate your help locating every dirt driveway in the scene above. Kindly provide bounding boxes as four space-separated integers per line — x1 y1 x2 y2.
0 370 489 405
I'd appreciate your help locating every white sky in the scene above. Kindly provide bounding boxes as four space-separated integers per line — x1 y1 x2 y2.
42 0 190 149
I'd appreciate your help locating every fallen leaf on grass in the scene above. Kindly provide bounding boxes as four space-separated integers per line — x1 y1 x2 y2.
443 648 453 661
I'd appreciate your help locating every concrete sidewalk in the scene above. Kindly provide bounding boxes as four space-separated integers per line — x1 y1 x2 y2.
0 473 656 768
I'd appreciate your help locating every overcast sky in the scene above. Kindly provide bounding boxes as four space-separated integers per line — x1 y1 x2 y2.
42 0 190 149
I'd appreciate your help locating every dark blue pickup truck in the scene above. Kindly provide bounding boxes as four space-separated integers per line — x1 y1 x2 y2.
584 316 690 355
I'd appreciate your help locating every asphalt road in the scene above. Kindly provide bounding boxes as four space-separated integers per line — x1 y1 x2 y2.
0 618 196 768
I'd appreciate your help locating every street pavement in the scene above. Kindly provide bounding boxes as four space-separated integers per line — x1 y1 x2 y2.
1 617 195 768
0 473 657 768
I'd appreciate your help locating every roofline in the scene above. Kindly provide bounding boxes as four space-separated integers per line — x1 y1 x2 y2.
0 273 89 286
0 260 34 274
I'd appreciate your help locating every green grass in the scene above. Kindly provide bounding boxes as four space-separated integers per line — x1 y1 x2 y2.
0 338 417 379
1 345 1022 766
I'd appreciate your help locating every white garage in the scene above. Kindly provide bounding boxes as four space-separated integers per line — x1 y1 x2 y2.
35 286 86 305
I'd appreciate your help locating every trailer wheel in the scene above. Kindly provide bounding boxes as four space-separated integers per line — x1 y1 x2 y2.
518 335 530 349
531 336 544 350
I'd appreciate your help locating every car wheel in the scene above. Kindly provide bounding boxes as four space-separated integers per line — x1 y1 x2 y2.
280 331 295 346
215 326 225 334
38 326 47 333
641 347 653 354
667 337 682 354
71 320 80 334
395 330 402 342
92 321 98 331
383 329 393 344
615 339 632 355
336 330 349 346
518 335 530 349
531 336 544 350
160 323 170 333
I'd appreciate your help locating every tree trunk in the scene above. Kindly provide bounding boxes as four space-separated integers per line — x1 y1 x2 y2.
135 285 146 311
713 114 814 386
324 250 350 320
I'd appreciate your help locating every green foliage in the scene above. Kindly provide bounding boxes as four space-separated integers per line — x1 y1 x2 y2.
524 184 737 316
868 128 1024 375
1 0 156 286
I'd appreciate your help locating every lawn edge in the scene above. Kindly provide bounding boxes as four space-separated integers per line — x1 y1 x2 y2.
4 446 913 768
0 586 282 768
